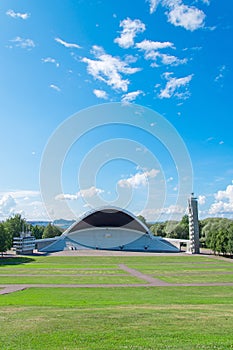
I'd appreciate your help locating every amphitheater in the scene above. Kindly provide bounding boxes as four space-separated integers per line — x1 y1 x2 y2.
37 207 179 253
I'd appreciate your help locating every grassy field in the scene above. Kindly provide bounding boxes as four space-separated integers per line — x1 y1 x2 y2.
0 254 233 349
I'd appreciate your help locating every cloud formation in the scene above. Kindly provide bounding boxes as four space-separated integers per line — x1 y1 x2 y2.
93 89 108 99
6 9 30 20
165 1 205 31
50 84 61 92
42 57 59 67
201 0 210 5
82 46 141 92
118 169 159 188
10 37 35 49
158 72 193 99
55 186 104 201
0 195 16 216
121 90 143 104
114 18 146 48
209 182 233 215
55 37 81 49
146 0 160 14
198 195 206 205
146 0 206 31
136 39 174 52
139 204 185 220
136 39 186 67
151 53 187 67
215 65 226 85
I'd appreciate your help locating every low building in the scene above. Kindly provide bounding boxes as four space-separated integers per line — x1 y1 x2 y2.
13 232 35 255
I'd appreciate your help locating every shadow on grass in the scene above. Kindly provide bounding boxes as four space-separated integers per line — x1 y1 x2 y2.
0 257 35 266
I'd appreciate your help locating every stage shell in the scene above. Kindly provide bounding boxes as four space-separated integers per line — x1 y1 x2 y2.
38 207 179 253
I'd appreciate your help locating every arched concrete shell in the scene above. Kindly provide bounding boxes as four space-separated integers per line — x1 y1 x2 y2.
39 207 179 253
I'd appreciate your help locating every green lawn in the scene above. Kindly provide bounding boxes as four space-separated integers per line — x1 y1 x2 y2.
0 254 233 349
0 275 143 284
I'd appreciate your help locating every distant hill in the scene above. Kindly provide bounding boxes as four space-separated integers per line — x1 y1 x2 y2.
28 219 75 230
28 221 51 227
53 219 75 229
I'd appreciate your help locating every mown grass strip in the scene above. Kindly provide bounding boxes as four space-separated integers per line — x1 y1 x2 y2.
0 275 143 285
0 302 232 349
1 286 233 307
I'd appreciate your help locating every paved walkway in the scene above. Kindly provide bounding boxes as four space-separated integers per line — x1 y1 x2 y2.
0 285 27 294
1 282 233 295
1 261 233 294
119 264 170 286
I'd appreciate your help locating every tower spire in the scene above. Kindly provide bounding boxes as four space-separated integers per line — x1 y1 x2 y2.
188 193 200 254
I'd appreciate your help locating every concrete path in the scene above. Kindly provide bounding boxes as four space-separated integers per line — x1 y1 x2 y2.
0 285 26 295
119 264 170 286
1 282 233 295
1 260 233 294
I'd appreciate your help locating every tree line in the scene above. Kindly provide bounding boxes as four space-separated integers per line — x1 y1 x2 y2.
138 215 233 256
0 213 233 256
0 214 62 256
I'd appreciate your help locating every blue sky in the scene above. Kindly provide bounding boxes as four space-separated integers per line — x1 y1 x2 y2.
0 0 232 221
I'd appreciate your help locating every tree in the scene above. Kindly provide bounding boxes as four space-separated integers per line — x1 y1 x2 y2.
203 218 233 255
176 215 189 239
164 220 179 238
42 224 62 239
137 215 148 226
227 225 233 255
4 214 28 240
31 225 45 239
150 222 166 237
0 223 11 256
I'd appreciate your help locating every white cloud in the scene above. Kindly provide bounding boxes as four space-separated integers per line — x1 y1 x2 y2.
150 53 187 67
82 46 141 92
136 40 186 67
0 195 16 216
93 89 108 99
215 65 226 85
55 194 78 201
215 184 233 202
50 84 61 92
114 18 146 48
139 204 185 221
198 195 206 205
124 55 138 64
158 73 193 99
55 187 104 201
167 177 174 182
42 57 59 67
166 2 205 31
10 37 35 49
146 0 161 14
0 190 43 220
121 90 143 104
1 190 40 200
201 0 210 5
55 37 81 49
159 204 185 214
146 0 206 31
6 9 30 20
118 169 159 188
209 182 233 215
78 187 104 198
136 39 174 52
159 53 187 66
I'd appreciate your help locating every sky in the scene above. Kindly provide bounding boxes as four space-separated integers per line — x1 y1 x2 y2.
0 0 232 222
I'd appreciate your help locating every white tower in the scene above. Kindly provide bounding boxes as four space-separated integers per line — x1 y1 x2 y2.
188 193 200 254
